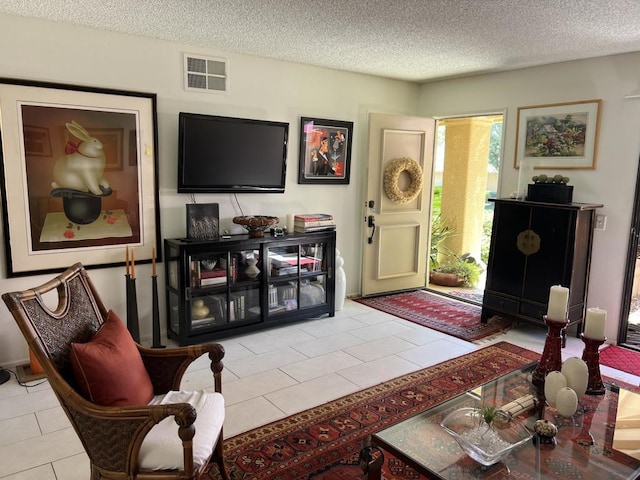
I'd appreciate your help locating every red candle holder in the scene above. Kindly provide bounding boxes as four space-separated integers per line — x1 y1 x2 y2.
580 333 606 395
532 315 569 393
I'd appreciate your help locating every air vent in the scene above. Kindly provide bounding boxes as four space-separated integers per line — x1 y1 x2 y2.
184 53 228 93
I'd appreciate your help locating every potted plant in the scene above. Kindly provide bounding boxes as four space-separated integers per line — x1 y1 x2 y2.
429 214 457 269
429 255 482 288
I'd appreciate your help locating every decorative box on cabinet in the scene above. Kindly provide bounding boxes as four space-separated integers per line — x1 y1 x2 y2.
481 198 602 336
165 230 336 345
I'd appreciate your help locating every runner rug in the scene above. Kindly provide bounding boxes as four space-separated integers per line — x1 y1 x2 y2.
202 341 539 480
353 289 511 342
599 345 640 377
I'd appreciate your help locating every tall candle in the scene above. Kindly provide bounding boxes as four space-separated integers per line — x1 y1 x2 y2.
131 248 135 280
584 307 606 340
547 285 569 321
152 247 156 277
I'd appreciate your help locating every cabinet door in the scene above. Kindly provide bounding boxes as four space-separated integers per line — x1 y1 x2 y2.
523 208 574 303
187 250 261 333
486 202 530 297
266 240 328 315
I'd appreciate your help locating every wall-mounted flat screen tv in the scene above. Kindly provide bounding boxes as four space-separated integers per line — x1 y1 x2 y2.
178 112 288 193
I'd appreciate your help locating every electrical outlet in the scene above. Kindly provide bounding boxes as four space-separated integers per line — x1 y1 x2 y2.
595 215 607 230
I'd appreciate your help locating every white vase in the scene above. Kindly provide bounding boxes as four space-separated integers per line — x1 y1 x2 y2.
556 387 578 417
544 371 567 407
245 257 260 278
561 357 589 400
335 249 346 311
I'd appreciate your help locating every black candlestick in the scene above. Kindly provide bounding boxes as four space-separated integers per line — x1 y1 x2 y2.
126 274 140 343
151 275 165 348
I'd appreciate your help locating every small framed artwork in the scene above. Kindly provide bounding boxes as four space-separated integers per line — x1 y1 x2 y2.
514 99 602 169
186 203 219 240
298 117 353 184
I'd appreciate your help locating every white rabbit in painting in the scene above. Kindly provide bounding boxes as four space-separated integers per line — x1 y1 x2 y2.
52 121 111 195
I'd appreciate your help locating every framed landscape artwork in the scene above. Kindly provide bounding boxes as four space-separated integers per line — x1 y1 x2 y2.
298 117 353 184
514 99 601 169
0 78 160 276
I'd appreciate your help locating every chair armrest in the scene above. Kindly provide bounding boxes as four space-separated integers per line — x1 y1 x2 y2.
138 343 225 394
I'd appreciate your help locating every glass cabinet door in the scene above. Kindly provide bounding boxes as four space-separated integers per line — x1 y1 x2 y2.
266 241 328 315
185 249 261 333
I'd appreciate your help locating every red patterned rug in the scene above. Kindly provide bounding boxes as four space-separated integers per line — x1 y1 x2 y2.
353 290 511 342
599 345 640 377
202 342 539 480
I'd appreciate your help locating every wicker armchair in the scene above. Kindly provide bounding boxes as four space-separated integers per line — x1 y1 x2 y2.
2 263 230 480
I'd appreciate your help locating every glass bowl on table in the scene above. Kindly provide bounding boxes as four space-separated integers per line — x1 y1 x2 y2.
440 407 532 466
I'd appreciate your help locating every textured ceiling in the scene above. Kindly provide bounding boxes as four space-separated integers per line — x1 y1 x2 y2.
2 0 640 82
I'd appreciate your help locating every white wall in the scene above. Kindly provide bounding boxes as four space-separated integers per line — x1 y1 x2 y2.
418 53 640 343
0 14 419 366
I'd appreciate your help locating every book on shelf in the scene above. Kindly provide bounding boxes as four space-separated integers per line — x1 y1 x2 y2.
207 294 226 321
230 293 246 320
270 266 298 276
294 225 336 233
200 267 226 279
294 213 334 222
294 219 336 227
200 276 227 286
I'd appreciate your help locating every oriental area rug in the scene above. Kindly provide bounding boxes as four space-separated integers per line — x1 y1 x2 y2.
599 345 640 377
202 342 540 480
353 289 511 342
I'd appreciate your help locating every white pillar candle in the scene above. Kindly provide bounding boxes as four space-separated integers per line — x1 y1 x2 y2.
584 307 606 340
556 387 578 417
544 371 567 407
547 285 569 321
561 357 589 400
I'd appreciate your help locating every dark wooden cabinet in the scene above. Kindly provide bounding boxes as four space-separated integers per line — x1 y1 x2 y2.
482 199 602 333
165 231 335 345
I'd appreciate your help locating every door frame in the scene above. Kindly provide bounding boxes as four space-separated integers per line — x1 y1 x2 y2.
618 155 640 349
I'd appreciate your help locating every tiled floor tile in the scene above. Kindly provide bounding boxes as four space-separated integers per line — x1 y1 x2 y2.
280 351 362 382
224 396 287 437
224 369 298 406
337 355 421 388
0 428 83 478
0 464 57 480
265 373 361 415
224 347 308 378
397 339 476 368
292 332 365 358
0 414 41 447
52 454 90 480
35 406 72 434
348 319 415 342
344 336 416 362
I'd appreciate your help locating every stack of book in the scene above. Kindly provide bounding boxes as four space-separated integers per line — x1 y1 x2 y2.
191 260 227 287
294 214 336 233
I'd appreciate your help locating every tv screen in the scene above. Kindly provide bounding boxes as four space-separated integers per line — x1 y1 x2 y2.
178 112 288 193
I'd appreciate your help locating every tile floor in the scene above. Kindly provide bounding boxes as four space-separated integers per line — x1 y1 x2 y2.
0 298 638 479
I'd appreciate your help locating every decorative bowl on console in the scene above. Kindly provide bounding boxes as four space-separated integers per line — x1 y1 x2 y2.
233 216 279 238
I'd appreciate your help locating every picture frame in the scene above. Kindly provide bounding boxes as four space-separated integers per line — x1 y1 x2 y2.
298 117 353 184
0 78 161 277
514 99 602 169
186 203 219 240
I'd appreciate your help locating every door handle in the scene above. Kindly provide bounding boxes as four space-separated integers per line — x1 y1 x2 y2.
367 215 376 244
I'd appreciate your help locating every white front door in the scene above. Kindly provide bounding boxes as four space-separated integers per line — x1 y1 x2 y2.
362 113 435 296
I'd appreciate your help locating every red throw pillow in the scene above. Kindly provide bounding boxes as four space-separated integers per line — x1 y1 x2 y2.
70 310 154 406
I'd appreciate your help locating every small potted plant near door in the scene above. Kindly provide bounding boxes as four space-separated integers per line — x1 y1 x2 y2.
429 255 482 288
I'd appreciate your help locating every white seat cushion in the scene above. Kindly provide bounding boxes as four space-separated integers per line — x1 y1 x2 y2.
139 390 224 471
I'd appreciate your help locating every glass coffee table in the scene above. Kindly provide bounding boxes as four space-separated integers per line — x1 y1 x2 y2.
372 363 640 479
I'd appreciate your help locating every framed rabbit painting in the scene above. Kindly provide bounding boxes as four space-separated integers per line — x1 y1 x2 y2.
0 78 160 276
